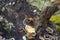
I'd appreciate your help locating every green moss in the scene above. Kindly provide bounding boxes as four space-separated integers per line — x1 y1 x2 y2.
50 15 60 23
2 19 11 32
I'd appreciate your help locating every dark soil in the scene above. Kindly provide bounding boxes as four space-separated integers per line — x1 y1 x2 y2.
0 0 41 40
0 0 59 40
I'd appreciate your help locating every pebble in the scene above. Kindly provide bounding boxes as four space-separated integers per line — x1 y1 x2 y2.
12 2 15 5
33 10 37 12
51 0 55 2
22 36 27 40
9 2 12 5
10 38 15 40
2 7 5 12
0 16 3 21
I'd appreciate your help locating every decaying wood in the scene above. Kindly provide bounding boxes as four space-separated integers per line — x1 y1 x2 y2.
39 5 59 27
36 5 59 36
